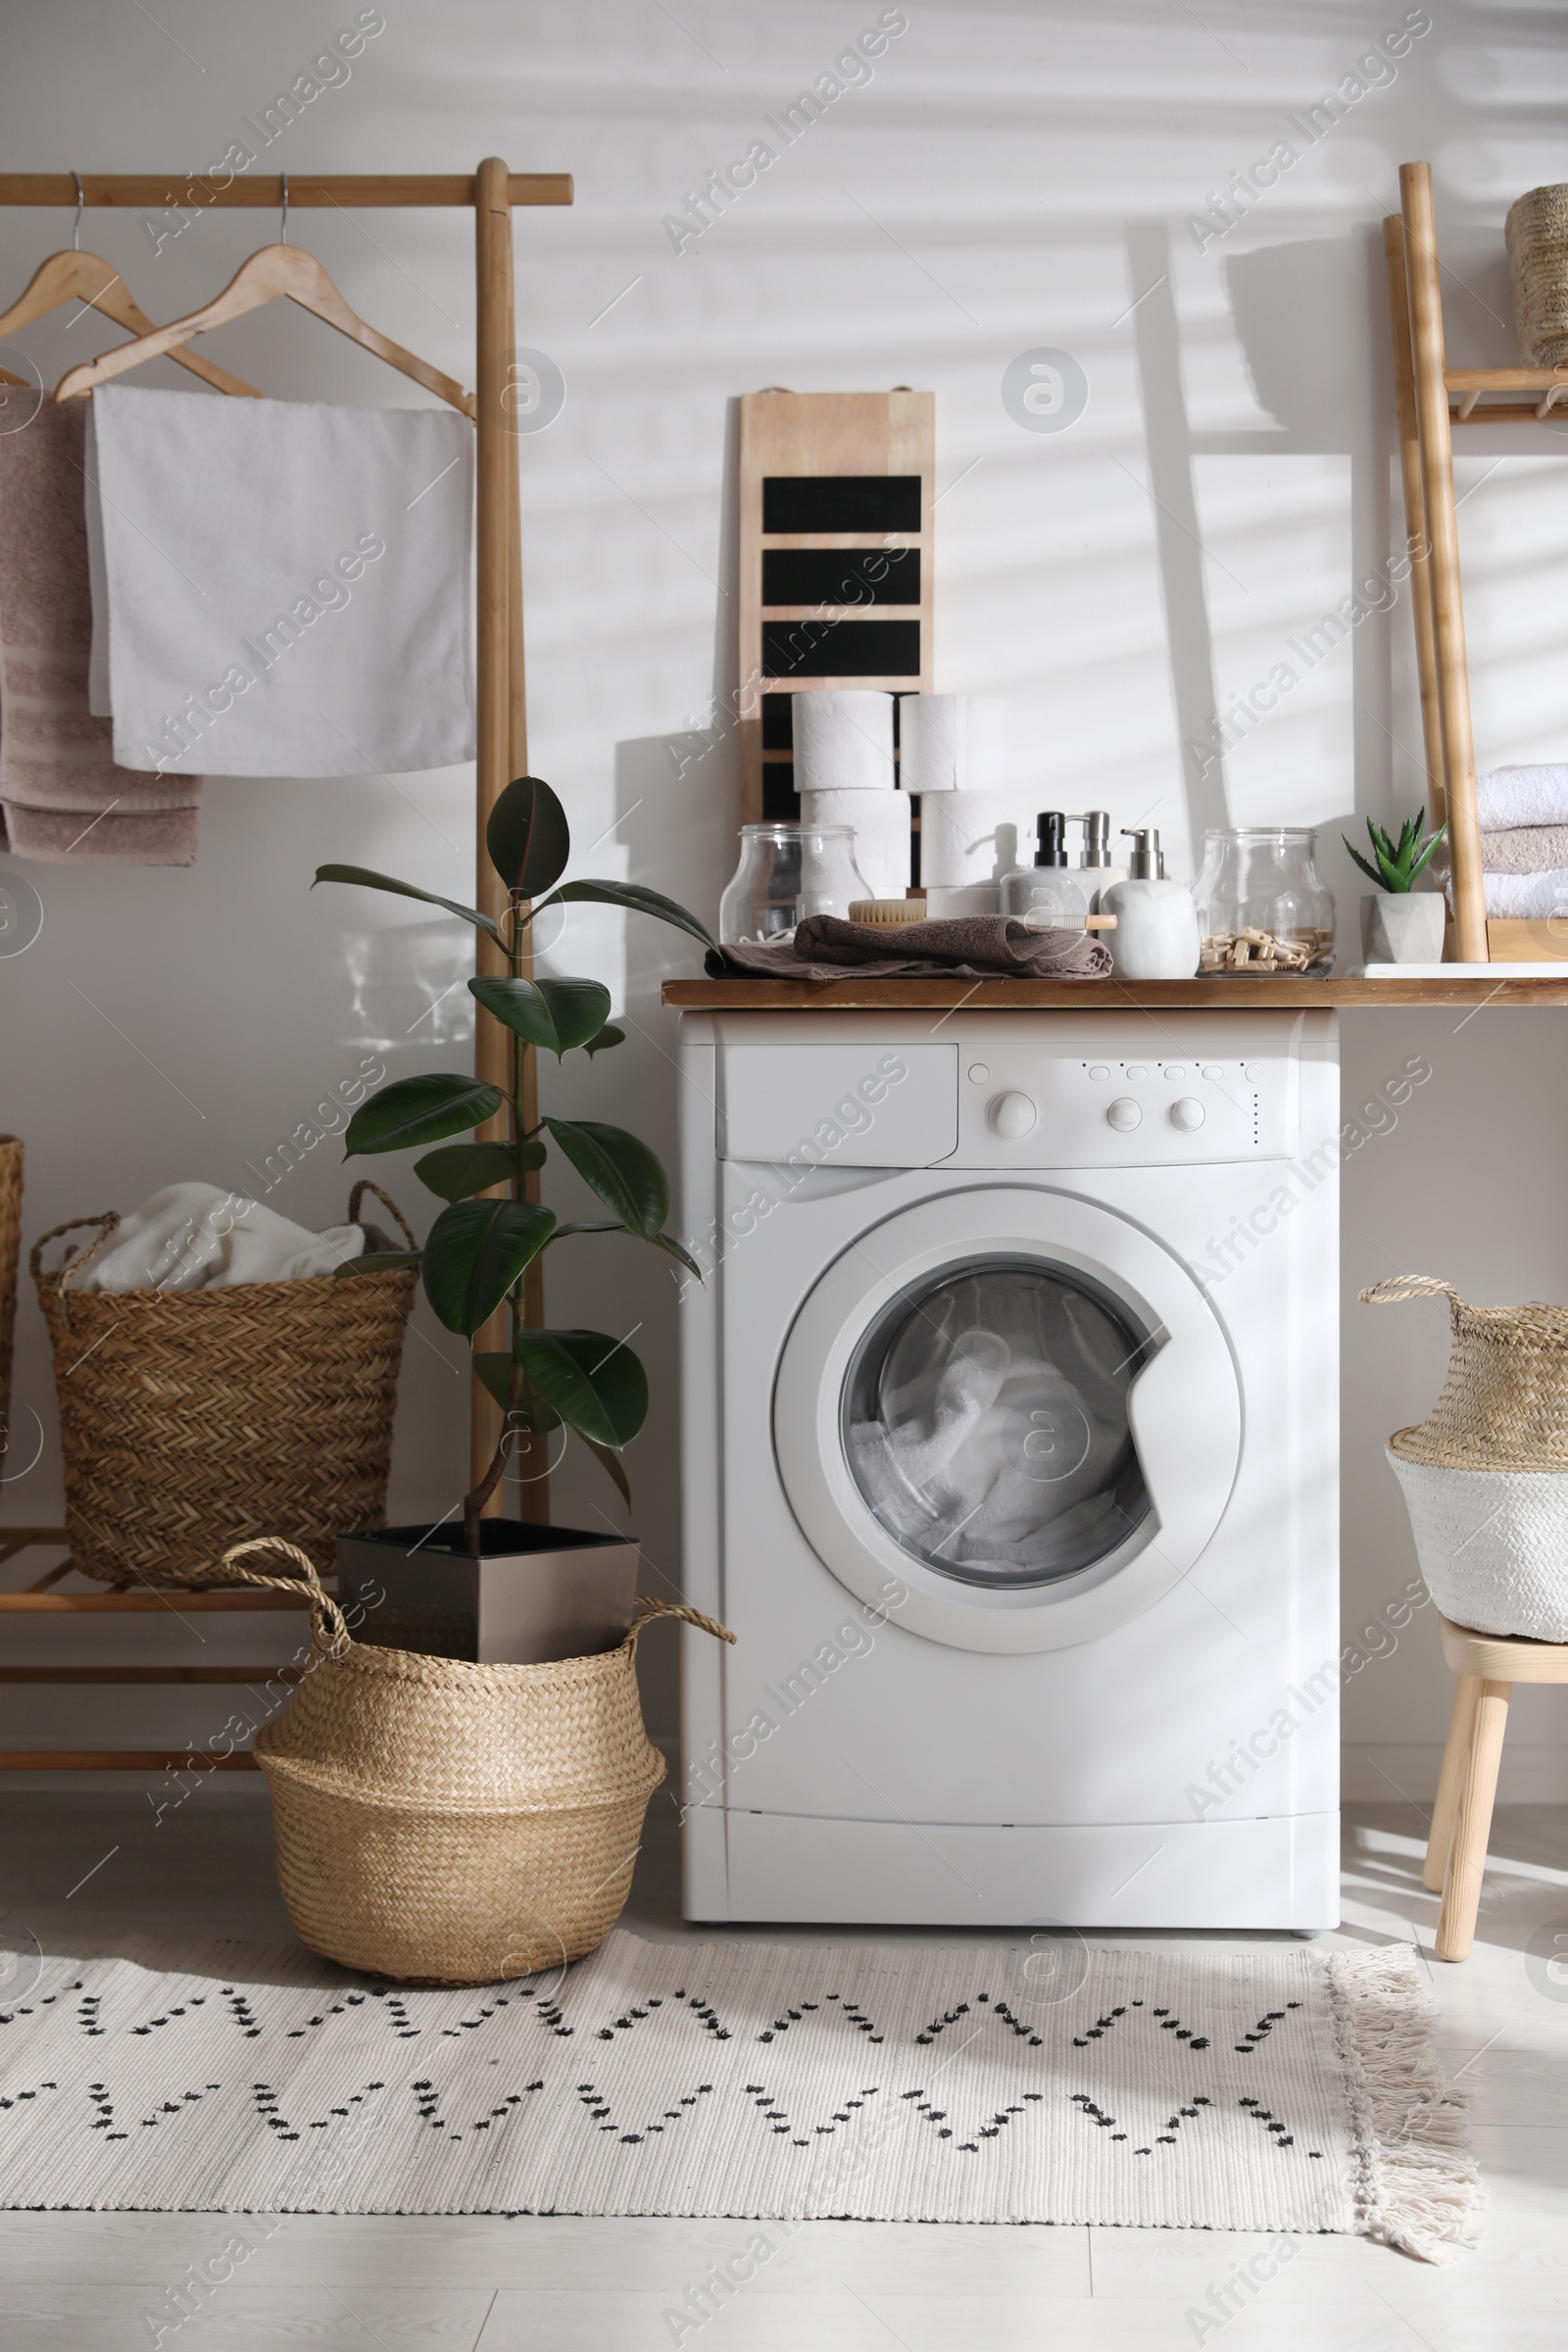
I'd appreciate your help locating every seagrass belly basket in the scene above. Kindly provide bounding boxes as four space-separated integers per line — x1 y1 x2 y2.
221 1541 736 1985
31 1182 416 1587
1363 1272 1568 1641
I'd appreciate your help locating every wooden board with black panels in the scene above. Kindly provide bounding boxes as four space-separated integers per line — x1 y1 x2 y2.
738 389 934 821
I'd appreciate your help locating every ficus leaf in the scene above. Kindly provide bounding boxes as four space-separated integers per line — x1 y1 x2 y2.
583 1436 632 1509
421 1199 558 1335
471 1350 518 1412
514 1327 649 1447
648 1229 705 1281
543 1118 668 1239
415 1140 536 1203
531 878 715 950
344 1074 507 1157
313 864 501 944
468 973 612 1056
485 775 571 898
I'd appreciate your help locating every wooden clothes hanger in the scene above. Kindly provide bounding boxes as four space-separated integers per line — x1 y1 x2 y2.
55 181 475 416
0 174 261 398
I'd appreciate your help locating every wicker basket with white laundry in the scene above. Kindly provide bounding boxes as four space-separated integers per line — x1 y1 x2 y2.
1362 1273 1568 1641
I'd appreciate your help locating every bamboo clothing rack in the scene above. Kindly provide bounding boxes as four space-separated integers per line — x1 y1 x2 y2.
1385 160 1568 964
0 166 571 1767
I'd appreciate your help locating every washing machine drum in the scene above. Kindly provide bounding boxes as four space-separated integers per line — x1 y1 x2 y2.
845 1259 1151 1586
774 1189 1242 1653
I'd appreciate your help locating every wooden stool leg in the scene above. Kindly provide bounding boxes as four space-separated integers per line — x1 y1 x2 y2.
1425 1673 1481 1892
1436 1677 1511 1962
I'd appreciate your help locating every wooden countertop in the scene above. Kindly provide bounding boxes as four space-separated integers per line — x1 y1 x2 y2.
663 975 1568 1009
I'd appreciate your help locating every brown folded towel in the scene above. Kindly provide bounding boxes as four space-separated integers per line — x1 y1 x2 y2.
0 402 201 865
1479 823 1568 875
707 913 1112 980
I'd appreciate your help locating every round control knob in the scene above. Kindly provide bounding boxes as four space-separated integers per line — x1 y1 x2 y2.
988 1090 1037 1140
1105 1097 1142 1132
1170 1097 1206 1132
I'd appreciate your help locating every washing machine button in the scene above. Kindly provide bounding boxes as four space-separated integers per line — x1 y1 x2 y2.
1125 1064 1148 1080
988 1090 1037 1139
967 1062 990 1084
1201 1063 1223 1080
1170 1097 1206 1131
1088 1064 1110 1080
1243 1062 1263 1083
1105 1097 1142 1132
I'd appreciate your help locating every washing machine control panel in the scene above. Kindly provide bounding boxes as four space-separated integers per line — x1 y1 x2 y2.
955 1053 1292 1165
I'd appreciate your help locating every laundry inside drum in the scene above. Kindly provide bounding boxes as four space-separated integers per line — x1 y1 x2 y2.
843 1256 1153 1586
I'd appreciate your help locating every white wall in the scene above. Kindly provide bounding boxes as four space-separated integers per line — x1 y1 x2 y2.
1 0 1565 1804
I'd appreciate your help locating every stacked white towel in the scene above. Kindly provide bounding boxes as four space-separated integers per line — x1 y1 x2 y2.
84 386 474 779
1477 765 1568 830
1474 767 1568 918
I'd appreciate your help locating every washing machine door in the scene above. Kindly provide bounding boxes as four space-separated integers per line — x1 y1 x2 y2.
773 1187 1241 1653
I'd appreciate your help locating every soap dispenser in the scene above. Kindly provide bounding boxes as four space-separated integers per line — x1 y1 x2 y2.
1069 810 1128 914
1099 828 1200 979
1001 812 1089 930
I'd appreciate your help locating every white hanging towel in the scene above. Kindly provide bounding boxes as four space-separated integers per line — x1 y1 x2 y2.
84 386 473 777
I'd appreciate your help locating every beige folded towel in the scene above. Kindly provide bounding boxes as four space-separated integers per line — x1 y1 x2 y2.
1480 823 1568 875
0 403 200 864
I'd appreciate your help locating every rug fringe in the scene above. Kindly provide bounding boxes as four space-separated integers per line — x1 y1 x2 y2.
1324 1942 1485 2263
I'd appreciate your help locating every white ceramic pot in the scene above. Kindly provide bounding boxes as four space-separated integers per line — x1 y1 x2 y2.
1360 892 1446 964
1099 877 1200 979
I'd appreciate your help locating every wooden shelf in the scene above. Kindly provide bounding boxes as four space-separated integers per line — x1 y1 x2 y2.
1446 365 1568 423
664 976 1568 1009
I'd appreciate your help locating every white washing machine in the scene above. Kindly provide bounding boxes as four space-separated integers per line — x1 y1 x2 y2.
677 1009 1339 1931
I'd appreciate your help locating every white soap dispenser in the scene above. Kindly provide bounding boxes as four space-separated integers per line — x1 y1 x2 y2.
1069 810 1128 915
1001 812 1089 930
1100 828 1200 979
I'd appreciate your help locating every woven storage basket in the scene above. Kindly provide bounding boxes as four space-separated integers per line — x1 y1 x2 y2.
1363 1273 1568 1638
0 1136 20 1447
1385 1451 1568 1642
31 1182 416 1588
222 1541 736 1986
1506 183 1568 367
1361 1272 1568 1468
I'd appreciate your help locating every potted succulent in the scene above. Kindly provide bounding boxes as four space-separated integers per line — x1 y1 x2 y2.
1345 809 1447 964
316 775 712 1662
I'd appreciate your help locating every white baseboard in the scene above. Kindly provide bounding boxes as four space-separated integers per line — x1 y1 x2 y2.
1342 1742 1568 1806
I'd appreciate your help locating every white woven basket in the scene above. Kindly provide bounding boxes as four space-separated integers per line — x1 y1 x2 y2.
1387 1449 1568 1642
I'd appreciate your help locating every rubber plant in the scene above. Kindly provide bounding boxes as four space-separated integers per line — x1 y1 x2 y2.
315 775 711 1552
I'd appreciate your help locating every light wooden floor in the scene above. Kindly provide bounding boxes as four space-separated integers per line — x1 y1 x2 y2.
0 1788 1563 2349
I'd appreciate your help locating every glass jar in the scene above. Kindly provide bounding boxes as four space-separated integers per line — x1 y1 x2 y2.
1193 827 1335 975
717 821 868 944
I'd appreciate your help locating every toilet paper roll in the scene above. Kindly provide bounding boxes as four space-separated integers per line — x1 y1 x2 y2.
898 694 1012 794
919 789 1040 888
794 691 896 793
800 787 911 901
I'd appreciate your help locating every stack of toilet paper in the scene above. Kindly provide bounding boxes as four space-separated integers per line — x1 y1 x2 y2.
897 693 1031 913
794 690 909 901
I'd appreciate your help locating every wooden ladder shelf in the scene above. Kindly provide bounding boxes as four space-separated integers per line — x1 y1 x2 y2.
1387 161 1568 965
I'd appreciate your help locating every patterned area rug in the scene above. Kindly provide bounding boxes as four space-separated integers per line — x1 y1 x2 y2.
0 1931 1480 2261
